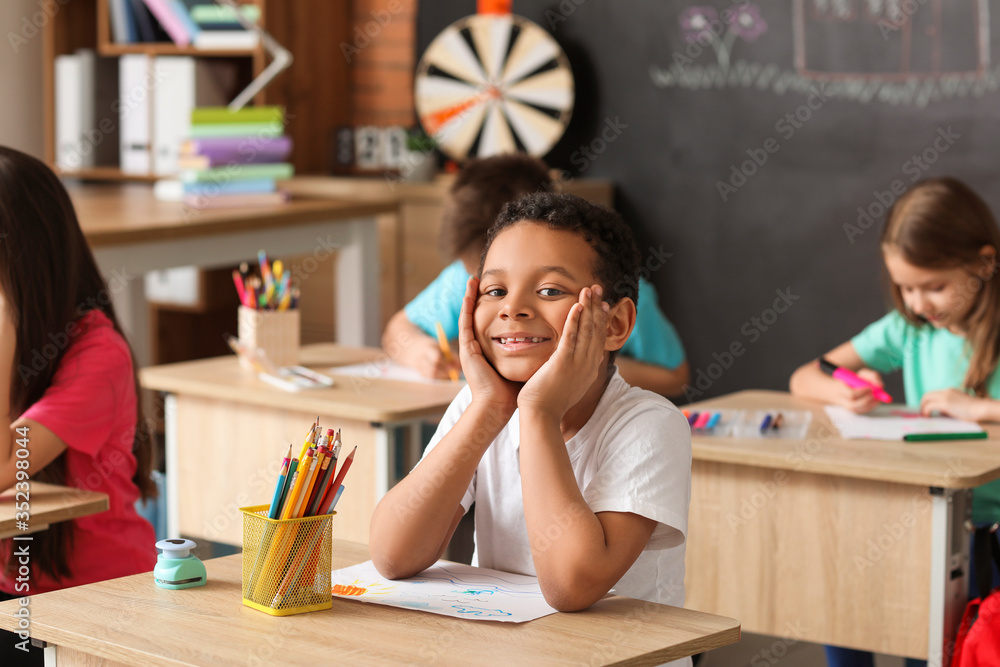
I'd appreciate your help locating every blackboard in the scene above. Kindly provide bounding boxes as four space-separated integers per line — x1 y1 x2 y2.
417 0 1000 402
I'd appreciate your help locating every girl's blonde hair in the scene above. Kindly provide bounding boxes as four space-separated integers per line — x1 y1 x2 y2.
881 177 1000 395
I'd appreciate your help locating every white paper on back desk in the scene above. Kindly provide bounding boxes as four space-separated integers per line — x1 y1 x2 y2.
824 405 984 440
331 560 557 622
327 361 460 385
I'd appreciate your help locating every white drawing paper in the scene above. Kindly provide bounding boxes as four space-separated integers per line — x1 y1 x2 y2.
331 560 557 623
327 361 462 385
824 405 985 440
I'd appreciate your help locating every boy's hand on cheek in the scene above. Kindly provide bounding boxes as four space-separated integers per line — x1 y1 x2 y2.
518 284 609 420
459 277 519 416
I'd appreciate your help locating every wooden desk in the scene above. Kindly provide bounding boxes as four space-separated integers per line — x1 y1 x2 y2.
140 344 463 546
69 183 396 363
0 539 741 666
0 482 108 539
685 390 1000 664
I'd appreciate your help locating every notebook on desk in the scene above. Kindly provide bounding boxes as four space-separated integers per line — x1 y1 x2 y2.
824 405 986 441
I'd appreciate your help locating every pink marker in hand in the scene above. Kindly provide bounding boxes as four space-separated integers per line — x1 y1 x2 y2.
819 357 892 403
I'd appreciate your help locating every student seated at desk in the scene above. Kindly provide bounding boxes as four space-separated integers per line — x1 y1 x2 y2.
371 193 692 665
381 153 690 397
789 177 1000 667
0 148 156 664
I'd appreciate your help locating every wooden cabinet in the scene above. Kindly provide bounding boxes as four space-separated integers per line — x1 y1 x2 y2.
42 0 350 179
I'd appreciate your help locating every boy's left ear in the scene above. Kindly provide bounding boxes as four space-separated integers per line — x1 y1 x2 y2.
604 297 636 352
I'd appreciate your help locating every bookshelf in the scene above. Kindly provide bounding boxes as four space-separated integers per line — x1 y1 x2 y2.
43 0 352 179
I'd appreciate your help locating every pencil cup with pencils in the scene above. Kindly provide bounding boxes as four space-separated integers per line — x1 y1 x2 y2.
234 250 300 370
237 305 300 369
240 505 335 615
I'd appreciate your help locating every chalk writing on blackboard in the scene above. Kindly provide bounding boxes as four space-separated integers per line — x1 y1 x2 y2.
650 1 998 107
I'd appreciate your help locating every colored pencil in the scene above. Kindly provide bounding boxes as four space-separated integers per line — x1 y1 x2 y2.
266 444 293 519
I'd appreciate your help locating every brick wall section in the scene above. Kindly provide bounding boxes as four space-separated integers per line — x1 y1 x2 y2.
348 0 417 128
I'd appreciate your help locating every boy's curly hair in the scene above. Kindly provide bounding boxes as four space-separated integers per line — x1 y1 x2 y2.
484 192 641 307
440 154 553 260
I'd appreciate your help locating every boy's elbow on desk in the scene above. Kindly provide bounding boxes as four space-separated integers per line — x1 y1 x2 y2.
537 573 607 612
370 545 426 582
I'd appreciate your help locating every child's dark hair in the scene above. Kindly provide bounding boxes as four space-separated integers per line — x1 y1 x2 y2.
440 153 553 260
0 146 156 583
484 192 641 308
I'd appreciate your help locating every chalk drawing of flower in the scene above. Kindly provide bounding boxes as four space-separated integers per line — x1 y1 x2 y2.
676 3 768 71
679 6 719 43
726 3 768 43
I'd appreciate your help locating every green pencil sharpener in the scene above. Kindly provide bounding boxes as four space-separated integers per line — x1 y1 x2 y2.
154 538 207 590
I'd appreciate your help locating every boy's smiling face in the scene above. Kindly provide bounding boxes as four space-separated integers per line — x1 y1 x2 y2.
475 221 603 382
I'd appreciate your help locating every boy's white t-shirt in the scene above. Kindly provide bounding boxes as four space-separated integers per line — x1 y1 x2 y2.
420 367 692 609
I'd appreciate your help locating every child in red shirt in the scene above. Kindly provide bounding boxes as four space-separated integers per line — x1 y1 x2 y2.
0 147 157 663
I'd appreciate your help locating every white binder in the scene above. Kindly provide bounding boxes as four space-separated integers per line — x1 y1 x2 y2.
119 54 152 175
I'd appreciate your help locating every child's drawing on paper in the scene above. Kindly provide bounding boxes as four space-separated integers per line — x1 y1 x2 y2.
331 560 558 622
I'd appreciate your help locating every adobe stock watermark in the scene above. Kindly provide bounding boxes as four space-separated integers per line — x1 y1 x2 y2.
614 244 672 297
7 0 69 53
57 66 170 173
16 268 137 384
385 90 489 192
725 417 836 532
853 457 970 572
565 116 628 178
182 115 297 213
683 287 800 402
717 83 829 202
749 620 809 666
544 0 587 30
339 0 408 63
876 0 931 40
843 126 961 243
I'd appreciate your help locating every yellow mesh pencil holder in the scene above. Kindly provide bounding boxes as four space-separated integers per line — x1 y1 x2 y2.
240 504 335 616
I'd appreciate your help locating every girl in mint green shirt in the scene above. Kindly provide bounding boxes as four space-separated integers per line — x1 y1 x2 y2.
790 177 1000 667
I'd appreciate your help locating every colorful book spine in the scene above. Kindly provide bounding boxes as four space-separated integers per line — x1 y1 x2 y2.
189 3 261 25
184 192 288 209
191 106 284 125
188 122 284 139
181 136 293 163
166 0 200 41
141 0 191 46
179 162 293 184
182 178 277 195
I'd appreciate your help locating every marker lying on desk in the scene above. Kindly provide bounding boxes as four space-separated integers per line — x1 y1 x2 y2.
903 431 988 442
818 357 892 403
692 412 712 430
759 413 772 432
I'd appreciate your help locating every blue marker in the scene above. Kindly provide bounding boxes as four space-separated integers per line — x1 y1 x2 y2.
706 412 722 429
759 413 773 433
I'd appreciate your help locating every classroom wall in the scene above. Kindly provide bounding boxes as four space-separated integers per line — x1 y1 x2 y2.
416 1 1000 402
0 0 44 158
350 0 417 127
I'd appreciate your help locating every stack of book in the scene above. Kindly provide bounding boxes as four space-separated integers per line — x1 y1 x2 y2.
175 105 293 209
108 0 260 49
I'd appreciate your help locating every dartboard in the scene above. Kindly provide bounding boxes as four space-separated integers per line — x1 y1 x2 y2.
414 13 575 161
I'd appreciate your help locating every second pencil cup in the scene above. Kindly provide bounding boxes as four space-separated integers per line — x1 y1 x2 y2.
240 505 335 616
238 305 300 369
